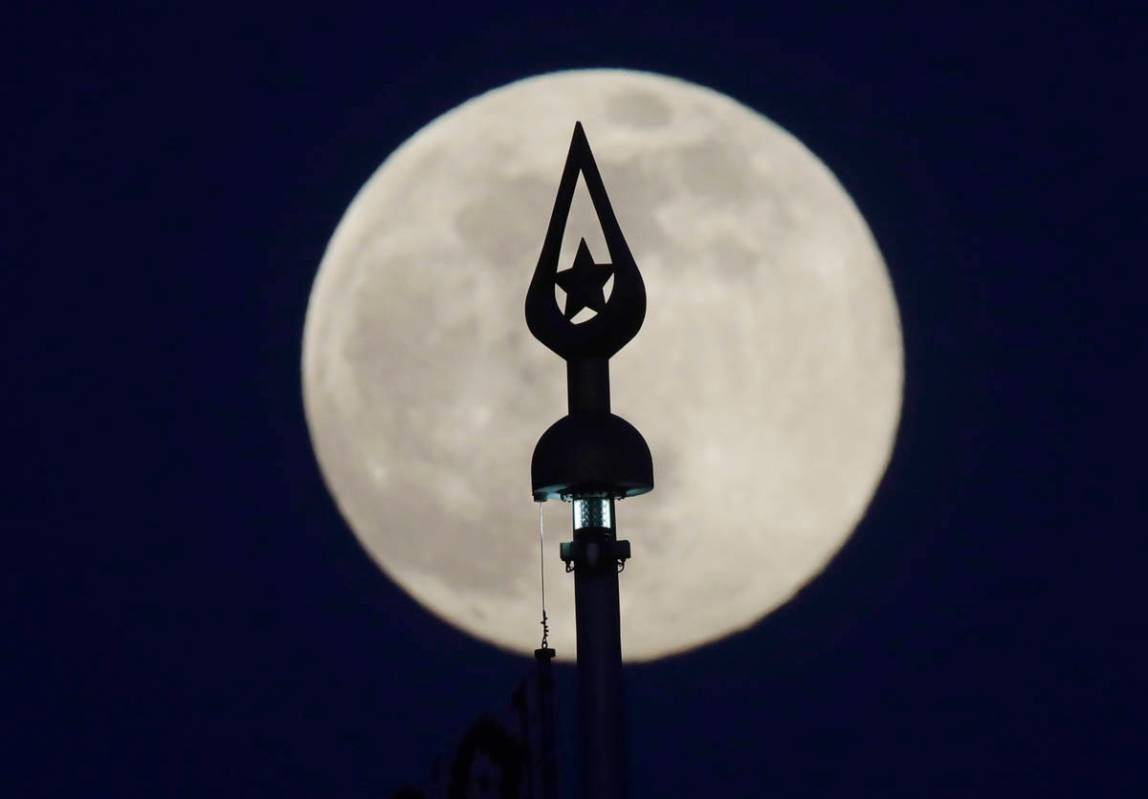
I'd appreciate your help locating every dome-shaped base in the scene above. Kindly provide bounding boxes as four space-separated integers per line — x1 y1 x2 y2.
531 413 654 501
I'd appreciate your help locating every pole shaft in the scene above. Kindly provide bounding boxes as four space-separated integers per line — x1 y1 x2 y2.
567 358 610 414
532 649 560 799
572 526 627 799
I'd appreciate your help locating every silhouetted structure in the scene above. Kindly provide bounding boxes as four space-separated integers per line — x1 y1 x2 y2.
448 717 524 798
525 122 654 799
389 647 558 799
514 648 559 799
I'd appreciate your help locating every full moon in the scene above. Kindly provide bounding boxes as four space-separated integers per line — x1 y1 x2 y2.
303 69 903 661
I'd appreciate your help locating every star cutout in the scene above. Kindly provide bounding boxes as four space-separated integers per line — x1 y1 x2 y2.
555 239 613 321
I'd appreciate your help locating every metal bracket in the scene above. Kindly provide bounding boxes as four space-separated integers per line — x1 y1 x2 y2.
560 533 631 574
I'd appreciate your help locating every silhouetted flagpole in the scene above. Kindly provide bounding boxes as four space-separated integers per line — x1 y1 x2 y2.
526 646 560 799
525 122 654 799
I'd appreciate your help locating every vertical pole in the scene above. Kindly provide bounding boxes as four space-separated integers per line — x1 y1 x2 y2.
569 499 627 799
526 124 651 799
534 648 560 799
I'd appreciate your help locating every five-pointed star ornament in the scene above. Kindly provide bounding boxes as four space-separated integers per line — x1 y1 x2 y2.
555 239 614 320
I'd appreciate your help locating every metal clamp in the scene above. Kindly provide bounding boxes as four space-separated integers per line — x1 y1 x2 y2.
560 533 631 574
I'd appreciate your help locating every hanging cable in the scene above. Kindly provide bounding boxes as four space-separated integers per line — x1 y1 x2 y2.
538 500 550 650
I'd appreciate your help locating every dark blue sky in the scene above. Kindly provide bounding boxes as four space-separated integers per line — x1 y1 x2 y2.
5 4 1142 797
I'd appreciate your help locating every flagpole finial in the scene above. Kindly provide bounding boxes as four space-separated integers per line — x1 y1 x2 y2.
525 122 646 361
525 123 654 503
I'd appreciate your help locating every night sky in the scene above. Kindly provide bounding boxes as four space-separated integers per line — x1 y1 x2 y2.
6 4 1142 797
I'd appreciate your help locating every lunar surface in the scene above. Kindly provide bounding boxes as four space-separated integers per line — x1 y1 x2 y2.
302 69 903 661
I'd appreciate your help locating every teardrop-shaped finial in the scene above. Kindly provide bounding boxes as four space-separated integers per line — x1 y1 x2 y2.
525 122 646 360
525 123 653 501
